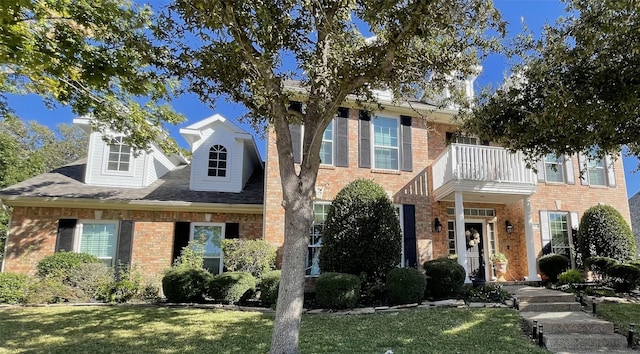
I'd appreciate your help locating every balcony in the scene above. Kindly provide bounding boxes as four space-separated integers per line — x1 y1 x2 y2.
432 144 537 204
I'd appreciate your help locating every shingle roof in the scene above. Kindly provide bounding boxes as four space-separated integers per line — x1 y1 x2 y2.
0 159 264 206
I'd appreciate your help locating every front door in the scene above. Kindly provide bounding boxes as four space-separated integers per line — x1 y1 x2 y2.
465 222 485 281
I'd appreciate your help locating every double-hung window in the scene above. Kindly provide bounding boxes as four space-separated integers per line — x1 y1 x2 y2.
77 221 118 267
544 154 565 183
373 116 399 170
547 212 571 258
107 136 131 172
320 121 334 165
587 156 606 186
191 223 225 274
306 203 330 276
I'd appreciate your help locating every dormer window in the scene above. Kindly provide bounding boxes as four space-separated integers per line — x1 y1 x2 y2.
107 137 131 172
208 144 227 177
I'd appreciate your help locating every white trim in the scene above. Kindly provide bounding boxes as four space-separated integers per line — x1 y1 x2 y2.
75 220 120 266
101 136 135 177
319 119 335 166
206 144 231 180
190 222 226 274
371 115 400 171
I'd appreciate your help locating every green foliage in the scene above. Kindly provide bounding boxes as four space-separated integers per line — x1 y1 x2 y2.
606 264 640 293
208 272 257 305
67 262 114 302
424 258 466 300
464 0 640 165
578 205 636 263
96 264 150 303
319 179 402 287
315 272 361 309
0 273 29 304
36 252 101 279
25 277 76 304
386 268 426 305
259 270 281 308
222 239 276 278
173 238 206 271
585 256 619 282
464 284 512 303
162 268 213 303
537 254 570 283
489 252 508 263
558 269 584 285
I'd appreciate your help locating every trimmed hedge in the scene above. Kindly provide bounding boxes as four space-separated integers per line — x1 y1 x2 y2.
585 256 618 282
578 205 637 262
36 252 101 279
315 272 361 309
386 268 426 305
208 272 257 304
558 269 584 285
162 268 213 303
606 264 640 293
0 273 29 304
260 270 281 307
537 254 569 283
424 258 465 300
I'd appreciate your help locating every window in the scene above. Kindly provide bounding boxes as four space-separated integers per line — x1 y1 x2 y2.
107 136 131 172
447 221 456 255
373 116 399 170
77 221 118 266
320 120 334 165
587 155 606 186
446 207 495 217
208 145 227 177
544 154 564 183
191 223 225 274
545 212 571 259
307 203 330 276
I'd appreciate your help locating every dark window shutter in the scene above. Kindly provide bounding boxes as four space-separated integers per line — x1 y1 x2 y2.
335 114 349 167
446 132 454 145
402 205 417 268
288 101 303 113
359 110 371 168
172 222 191 263
400 115 412 171
225 223 240 239
536 159 546 182
337 106 349 118
56 219 77 252
289 124 302 164
116 220 134 266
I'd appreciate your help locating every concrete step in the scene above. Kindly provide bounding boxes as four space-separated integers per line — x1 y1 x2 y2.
519 301 582 312
542 333 627 351
521 311 614 335
516 291 576 303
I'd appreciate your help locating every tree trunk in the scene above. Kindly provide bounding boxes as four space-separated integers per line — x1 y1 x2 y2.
269 177 315 354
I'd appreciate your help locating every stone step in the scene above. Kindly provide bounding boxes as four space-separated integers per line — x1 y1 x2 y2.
519 301 583 312
516 292 576 304
542 333 627 351
521 311 614 335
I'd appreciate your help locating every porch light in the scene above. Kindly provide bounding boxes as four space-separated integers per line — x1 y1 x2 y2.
434 218 443 233
505 220 514 234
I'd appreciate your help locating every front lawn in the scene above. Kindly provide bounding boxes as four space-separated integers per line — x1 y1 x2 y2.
0 306 547 354
596 302 640 336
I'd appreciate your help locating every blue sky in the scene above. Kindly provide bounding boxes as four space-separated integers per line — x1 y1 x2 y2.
7 0 640 198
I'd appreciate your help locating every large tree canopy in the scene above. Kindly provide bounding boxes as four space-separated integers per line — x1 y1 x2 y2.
0 0 183 151
155 1 503 353
463 0 640 162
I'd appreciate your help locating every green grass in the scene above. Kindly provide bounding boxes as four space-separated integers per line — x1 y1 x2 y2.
597 302 640 335
0 306 548 354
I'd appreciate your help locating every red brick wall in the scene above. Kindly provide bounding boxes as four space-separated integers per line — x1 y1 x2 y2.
3 207 263 277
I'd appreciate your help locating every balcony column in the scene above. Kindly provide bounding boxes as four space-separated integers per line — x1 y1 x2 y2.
524 196 541 281
454 191 471 283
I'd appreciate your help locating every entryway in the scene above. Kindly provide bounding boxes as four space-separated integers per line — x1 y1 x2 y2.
465 222 485 283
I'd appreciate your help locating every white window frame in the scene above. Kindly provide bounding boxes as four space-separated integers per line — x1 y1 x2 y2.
587 156 607 186
75 220 119 267
372 116 400 170
544 154 565 183
207 144 228 178
104 136 133 175
190 222 226 274
319 120 335 166
544 212 574 266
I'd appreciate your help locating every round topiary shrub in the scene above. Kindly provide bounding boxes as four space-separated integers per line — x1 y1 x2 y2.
606 264 640 293
0 273 29 304
558 269 584 285
162 268 213 303
208 272 257 305
423 257 466 300
578 205 637 263
315 272 361 309
36 252 101 279
259 270 281 308
319 179 402 288
585 256 619 282
537 254 570 283
386 268 426 305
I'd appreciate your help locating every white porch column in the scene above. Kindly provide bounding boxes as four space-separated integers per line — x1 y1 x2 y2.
524 196 541 281
454 191 471 283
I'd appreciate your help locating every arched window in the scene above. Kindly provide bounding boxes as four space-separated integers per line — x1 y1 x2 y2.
208 145 227 177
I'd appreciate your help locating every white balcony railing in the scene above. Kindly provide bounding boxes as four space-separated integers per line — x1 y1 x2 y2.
432 144 537 192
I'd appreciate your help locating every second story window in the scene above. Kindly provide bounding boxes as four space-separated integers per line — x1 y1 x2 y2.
587 156 606 186
107 137 131 172
208 145 227 177
373 116 399 170
544 154 565 183
320 120 334 165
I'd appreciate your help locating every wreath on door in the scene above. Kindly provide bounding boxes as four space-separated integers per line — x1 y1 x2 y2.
466 229 480 249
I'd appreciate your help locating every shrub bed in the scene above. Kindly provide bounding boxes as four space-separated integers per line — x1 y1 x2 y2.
0 273 29 304
162 268 212 303
208 272 257 304
315 272 361 309
537 254 569 283
260 270 281 307
424 258 465 300
36 252 101 279
386 268 425 305
606 264 640 293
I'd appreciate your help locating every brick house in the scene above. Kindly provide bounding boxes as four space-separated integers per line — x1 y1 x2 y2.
0 83 632 283
0 114 264 278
